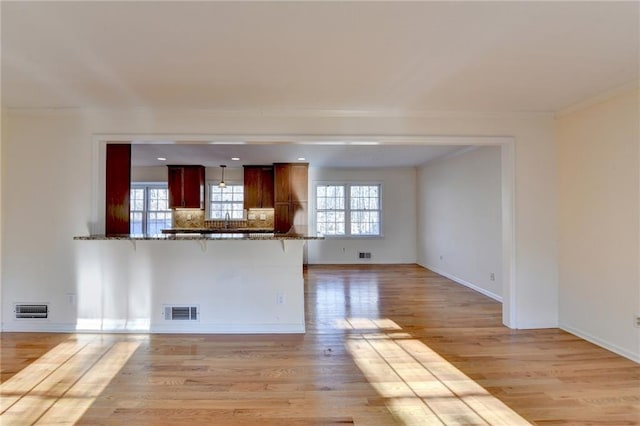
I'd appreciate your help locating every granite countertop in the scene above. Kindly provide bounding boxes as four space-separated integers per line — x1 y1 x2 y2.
74 226 323 241
161 227 275 234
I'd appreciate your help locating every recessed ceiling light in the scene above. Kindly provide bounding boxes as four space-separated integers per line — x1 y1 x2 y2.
157 157 167 161
231 157 240 161
297 157 306 161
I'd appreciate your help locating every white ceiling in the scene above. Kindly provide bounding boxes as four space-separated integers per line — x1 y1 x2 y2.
131 143 467 168
2 1 638 167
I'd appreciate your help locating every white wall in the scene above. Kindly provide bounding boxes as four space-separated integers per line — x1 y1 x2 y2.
307 167 417 264
1 108 558 330
556 88 640 362
3 112 93 322
417 146 503 301
0 110 4 323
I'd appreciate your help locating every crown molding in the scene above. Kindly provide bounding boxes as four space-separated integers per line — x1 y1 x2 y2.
3 106 553 120
555 80 640 118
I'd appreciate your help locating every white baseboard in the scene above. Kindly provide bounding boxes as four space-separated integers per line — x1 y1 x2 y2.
2 321 306 334
423 264 503 302
307 260 414 265
560 323 640 364
2 321 76 333
513 319 559 329
150 322 305 334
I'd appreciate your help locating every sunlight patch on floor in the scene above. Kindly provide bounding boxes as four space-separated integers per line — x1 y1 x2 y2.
1 336 141 425
335 317 402 330
344 319 531 425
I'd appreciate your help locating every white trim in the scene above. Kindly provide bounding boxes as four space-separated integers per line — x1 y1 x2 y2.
560 323 640 364
501 141 517 328
425 265 502 303
150 323 305 334
2 322 75 333
91 133 517 328
94 133 512 147
7 107 554 119
2 322 305 334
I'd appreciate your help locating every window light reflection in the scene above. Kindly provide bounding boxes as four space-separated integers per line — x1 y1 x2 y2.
344 318 530 425
0 336 141 425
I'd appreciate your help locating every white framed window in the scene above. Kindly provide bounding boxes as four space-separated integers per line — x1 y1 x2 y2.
130 184 172 235
209 184 244 219
315 183 382 237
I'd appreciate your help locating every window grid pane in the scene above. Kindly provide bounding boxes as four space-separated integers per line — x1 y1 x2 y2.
350 211 380 235
131 185 172 235
209 185 244 219
350 185 381 236
130 212 143 234
316 185 346 236
315 183 381 237
130 188 145 212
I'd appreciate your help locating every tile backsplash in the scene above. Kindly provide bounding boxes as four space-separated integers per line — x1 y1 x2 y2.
173 209 205 229
172 208 274 230
205 208 274 230
245 208 274 229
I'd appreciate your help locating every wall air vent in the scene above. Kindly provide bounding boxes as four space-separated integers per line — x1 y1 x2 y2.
15 303 49 319
358 252 372 259
163 305 199 321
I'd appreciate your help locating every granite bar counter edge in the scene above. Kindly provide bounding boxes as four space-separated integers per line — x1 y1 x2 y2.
74 227 324 241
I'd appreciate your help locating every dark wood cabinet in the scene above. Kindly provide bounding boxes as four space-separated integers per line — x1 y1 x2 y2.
274 164 291 204
105 143 131 235
243 166 274 209
274 163 308 233
167 165 205 208
290 164 309 203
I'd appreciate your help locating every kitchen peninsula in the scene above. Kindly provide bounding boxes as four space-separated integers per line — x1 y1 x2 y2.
85 148 319 334
73 227 322 334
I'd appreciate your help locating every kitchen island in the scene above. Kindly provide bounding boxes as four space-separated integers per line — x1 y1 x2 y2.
72 228 322 334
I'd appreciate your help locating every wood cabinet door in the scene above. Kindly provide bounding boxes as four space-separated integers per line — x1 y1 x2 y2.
260 167 275 208
274 203 291 233
168 165 204 208
243 167 262 209
167 166 184 208
182 166 204 208
105 144 131 235
291 201 308 227
244 166 274 209
290 164 308 203
274 163 291 203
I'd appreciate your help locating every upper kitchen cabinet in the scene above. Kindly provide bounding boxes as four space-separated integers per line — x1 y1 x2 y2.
167 165 205 209
274 163 308 203
243 165 274 209
274 163 308 232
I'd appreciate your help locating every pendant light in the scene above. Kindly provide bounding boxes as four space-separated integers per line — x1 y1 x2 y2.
218 165 227 188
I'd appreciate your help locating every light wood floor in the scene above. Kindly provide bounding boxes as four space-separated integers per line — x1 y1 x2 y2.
1 265 639 425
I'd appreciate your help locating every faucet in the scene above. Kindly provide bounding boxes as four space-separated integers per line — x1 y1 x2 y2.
224 212 231 229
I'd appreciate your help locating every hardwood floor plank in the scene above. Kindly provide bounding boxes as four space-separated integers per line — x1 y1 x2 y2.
1 264 639 425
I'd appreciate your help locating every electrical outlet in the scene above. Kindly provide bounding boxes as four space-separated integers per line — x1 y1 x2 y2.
490 272 495 281
66 293 77 305
635 314 640 328
439 255 443 261
277 292 285 305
